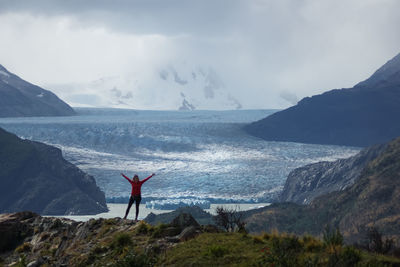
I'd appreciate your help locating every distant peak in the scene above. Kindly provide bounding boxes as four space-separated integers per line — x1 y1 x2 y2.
0 64 9 72
373 52 400 75
0 65 11 78
357 52 400 87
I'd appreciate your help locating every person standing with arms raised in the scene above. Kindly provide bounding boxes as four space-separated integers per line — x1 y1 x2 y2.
121 172 155 221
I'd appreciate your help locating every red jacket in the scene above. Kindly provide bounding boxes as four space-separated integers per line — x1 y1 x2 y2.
122 174 153 196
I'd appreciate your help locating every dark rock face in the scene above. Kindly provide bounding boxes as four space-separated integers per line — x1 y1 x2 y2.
0 214 119 265
0 127 107 215
279 143 387 204
171 213 200 229
244 53 400 147
245 136 400 243
0 211 39 253
0 64 75 117
144 206 213 226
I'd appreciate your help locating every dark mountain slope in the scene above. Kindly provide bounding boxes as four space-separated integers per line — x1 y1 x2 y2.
244 53 400 147
245 136 400 243
279 143 387 204
0 65 75 117
0 127 107 215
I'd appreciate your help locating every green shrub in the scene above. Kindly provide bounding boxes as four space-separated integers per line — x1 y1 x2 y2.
252 236 264 244
259 235 303 266
114 248 157 267
112 233 133 249
104 218 118 225
302 255 322 267
338 246 362 266
302 235 323 253
205 245 229 258
150 223 168 238
323 226 343 248
135 222 151 235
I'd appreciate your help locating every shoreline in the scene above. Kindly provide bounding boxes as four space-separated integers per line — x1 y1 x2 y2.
52 203 270 222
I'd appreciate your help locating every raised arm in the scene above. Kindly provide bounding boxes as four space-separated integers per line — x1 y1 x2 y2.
141 173 155 183
121 173 132 182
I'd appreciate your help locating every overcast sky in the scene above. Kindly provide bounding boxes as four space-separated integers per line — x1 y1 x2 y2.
0 0 399 109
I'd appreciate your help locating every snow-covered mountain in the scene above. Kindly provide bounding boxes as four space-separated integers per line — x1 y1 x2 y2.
48 64 242 110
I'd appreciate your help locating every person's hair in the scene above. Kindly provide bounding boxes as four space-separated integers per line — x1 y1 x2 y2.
134 174 139 179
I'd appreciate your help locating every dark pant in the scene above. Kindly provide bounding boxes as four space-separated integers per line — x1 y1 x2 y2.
124 195 142 219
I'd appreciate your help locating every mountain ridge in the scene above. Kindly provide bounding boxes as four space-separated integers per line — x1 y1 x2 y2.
0 64 75 118
0 127 107 215
245 136 400 243
244 53 400 147
279 143 387 204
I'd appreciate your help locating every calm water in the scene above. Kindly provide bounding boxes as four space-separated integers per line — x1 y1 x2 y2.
0 108 360 205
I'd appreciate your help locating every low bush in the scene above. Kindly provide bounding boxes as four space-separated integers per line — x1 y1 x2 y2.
323 226 343 248
135 221 151 235
302 235 323 253
259 235 303 266
150 223 169 238
205 245 229 258
115 248 157 267
365 227 394 254
337 246 362 266
214 206 246 232
111 233 133 249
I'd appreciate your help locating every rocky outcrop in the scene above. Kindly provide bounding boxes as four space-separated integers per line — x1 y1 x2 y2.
0 212 126 265
0 64 75 117
245 136 400 243
0 211 39 253
0 127 107 215
0 212 207 266
171 212 201 229
244 52 400 147
144 205 214 226
279 143 387 204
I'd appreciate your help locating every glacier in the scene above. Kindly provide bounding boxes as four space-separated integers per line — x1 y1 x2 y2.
0 108 360 204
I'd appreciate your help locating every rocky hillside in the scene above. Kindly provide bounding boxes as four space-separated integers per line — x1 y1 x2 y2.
244 53 400 147
245 136 400 244
279 143 387 204
0 211 211 266
1 212 399 266
0 64 75 117
0 127 107 215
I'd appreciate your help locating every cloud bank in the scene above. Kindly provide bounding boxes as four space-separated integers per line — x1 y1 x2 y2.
1 0 399 109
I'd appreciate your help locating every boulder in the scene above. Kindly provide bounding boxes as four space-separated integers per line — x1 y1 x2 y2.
170 213 200 230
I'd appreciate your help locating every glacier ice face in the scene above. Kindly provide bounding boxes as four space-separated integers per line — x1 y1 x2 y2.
0 109 360 203
145 198 211 210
